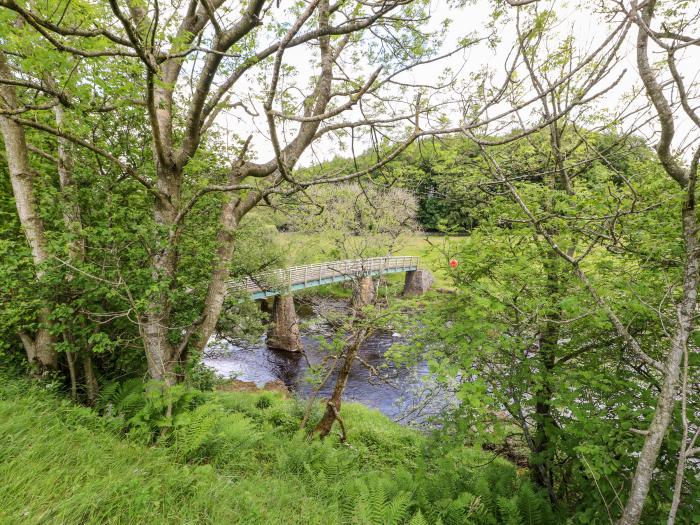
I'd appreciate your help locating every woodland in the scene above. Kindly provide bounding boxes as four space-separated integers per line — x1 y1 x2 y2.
1 0 699 523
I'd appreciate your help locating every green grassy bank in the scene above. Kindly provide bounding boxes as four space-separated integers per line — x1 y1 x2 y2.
0 375 555 524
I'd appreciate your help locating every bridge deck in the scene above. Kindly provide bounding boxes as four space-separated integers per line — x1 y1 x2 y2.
230 256 419 300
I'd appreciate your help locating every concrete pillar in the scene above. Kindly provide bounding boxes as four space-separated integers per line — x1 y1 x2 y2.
403 269 434 296
352 276 375 309
267 295 301 352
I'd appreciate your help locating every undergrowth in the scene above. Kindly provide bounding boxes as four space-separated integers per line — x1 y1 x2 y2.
0 374 557 524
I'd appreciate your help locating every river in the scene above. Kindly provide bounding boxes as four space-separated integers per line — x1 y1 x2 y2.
203 300 453 424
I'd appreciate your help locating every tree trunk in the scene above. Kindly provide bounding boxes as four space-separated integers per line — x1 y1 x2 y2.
142 169 181 384
191 196 239 357
666 344 698 525
66 349 78 400
532 252 560 506
142 287 178 384
619 3 700 521
667 440 688 525
314 330 366 439
352 276 375 309
136 67 184 384
55 102 101 400
82 353 99 404
0 53 57 370
54 104 85 260
618 204 699 525
530 120 569 504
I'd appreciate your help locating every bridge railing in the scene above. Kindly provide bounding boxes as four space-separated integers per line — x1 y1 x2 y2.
229 256 419 294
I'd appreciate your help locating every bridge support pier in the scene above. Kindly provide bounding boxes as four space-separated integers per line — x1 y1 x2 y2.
403 269 434 296
266 295 301 352
352 276 375 309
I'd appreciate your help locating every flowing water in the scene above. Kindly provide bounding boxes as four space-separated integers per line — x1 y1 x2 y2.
203 301 452 422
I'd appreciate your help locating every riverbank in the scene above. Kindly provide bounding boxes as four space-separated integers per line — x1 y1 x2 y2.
0 373 556 524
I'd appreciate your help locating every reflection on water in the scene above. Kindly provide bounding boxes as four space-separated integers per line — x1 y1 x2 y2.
203 307 448 421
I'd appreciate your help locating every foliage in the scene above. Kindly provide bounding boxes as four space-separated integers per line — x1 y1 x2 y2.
389 131 700 522
0 0 450 384
1 0 699 519
0 372 557 524
0 132 279 379
381 137 487 231
284 182 419 260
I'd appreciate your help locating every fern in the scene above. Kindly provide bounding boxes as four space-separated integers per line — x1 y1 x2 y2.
64 378 557 524
516 483 543 525
437 492 485 525
408 510 428 525
173 403 221 461
383 491 411 525
344 479 411 525
497 496 523 525
366 482 386 524
468 474 497 516
97 378 145 419
95 381 120 413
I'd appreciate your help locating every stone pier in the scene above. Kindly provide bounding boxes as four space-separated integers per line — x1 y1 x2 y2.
402 269 434 296
259 297 272 314
352 276 376 309
266 295 301 352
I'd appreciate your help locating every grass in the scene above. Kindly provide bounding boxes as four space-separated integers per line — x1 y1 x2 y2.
0 379 257 524
0 374 555 525
0 377 419 524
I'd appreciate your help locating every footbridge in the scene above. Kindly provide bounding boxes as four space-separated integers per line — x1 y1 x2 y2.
231 256 420 300
228 256 433 353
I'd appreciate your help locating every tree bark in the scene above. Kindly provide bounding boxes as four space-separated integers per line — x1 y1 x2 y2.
314 327 366 439
666 341 700 525
54 104 85 260
532 250 560 505
66 348 78 400
618 203 699 525
352 276 376 309
619 3 700 522
142 167 181 384
0 52 57 370
191 196 240 356
82 352 99 404
667 446 687 525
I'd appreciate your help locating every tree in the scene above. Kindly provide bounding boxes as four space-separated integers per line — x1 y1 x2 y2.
619 1 700 522
392 125 690 518
286 182 418 260
286 182 418 438
0 0 633 390
0 0 453 384
456 1 700 521
0 52 57 371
